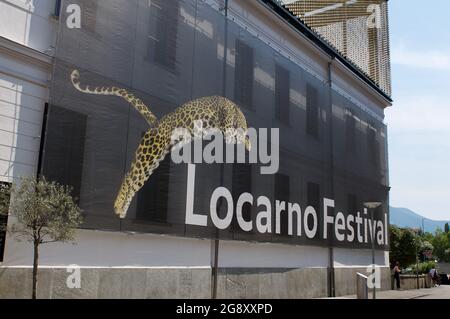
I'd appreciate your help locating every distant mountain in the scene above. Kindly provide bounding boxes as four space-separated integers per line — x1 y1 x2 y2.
390 207 450 233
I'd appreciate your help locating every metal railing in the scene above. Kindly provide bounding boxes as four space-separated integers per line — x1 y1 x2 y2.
356 273 369 299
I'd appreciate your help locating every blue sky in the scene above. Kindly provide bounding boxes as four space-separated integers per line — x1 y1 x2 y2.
386 0 450 220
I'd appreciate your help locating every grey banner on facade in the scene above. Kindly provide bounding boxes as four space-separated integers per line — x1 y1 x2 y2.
42 0 390 250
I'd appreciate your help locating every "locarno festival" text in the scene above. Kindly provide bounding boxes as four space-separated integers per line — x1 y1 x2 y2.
185 164 388 246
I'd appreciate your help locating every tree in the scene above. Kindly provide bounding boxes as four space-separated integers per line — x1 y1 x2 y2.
445 223 449 234
432 229 450 263
0 177 82 299
389 225 420 268
419 240 434 261
389 225 401 267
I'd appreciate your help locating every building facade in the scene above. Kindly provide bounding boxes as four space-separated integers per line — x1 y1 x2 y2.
0 0 392 299
0 0 56 268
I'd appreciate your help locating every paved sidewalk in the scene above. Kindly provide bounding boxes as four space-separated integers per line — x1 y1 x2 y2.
336 285 450 299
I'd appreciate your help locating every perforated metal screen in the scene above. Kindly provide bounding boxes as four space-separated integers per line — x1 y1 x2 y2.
278 0 391 97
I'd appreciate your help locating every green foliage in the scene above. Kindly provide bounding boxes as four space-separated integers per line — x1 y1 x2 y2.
420 240 433 252
390 223 450 268
389 225 420 268
410 261 436 274
431 229 450 263
6 176 83 244
419 239 434 261
0 177 83 299
445 223 449 234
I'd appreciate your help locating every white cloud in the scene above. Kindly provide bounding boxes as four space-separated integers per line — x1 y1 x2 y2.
391 45 450 70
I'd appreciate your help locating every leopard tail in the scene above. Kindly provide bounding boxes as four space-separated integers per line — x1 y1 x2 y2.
70 69 157 126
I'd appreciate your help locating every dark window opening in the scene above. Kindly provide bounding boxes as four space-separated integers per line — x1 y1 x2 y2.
42 106 87 202
367 123 380 169
136 153 171 223
307 182 320 211
231 164 252 231
306 84 319 138
307 181 320 209
147 0 179 71
345 109 357 155
275 173 290 236
307 182 321 236
54 0 62 17
275 65 290 125
348 194 358 215
0 182 10 262
234 39 254 109
37 103 49 177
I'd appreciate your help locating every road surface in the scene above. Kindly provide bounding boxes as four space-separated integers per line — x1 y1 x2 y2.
337 285 450 299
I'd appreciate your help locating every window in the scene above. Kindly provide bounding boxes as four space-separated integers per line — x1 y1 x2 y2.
0 182 10 262
275 65 290 124
306 84 319 138
367 123 380 169
345 109 357 154
307 182 320 235
231 164 252 231
147 0 179 71
275 173 290 235
37 103 49 176
348 194 358 215
234 39 254 109
54 0 62 17
307 182 320 212
42 106 87 201
136 154 171 223
83 1 98 33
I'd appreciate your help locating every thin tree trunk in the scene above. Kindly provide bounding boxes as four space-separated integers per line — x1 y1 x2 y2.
32 241 39 299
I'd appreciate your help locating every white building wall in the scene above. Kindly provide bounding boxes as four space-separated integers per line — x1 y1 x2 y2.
0 0 56 182
2 228 389 268
0 0 390 274
0 52 50 182
0 0 57 53
3 230 212 268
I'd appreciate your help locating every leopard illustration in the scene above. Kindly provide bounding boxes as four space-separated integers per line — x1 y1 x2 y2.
70 70 251 218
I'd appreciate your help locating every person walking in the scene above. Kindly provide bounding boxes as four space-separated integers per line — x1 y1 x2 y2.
393 261 401 290
430 267 440 287
430 267 436 287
